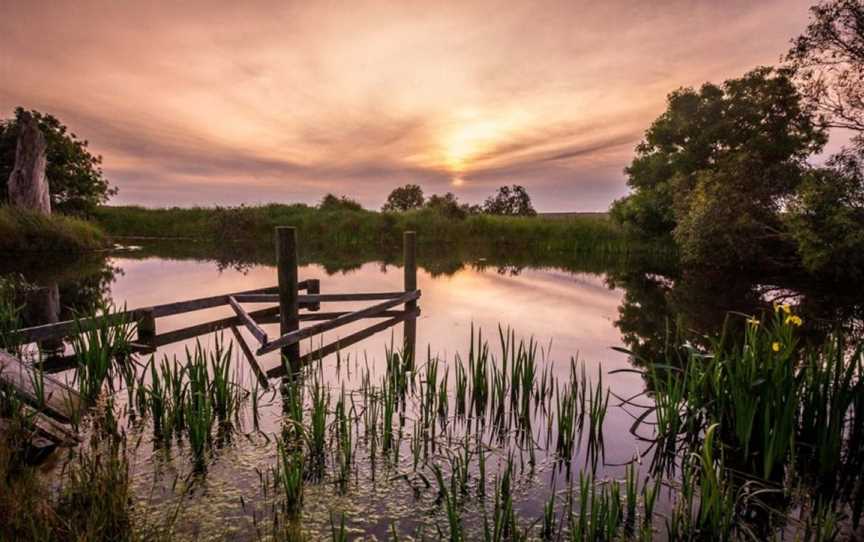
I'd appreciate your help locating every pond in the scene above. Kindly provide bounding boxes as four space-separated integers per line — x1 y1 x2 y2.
3 241 863 540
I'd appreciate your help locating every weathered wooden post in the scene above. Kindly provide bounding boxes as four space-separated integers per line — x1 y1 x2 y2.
403 231 417 366
277 227 300 371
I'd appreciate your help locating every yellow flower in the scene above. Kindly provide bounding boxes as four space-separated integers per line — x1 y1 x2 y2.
785 315 803 327
772 342 781 352
746 317 760 326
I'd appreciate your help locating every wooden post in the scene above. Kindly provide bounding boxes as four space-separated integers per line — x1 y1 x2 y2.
137 308 156 341
403 231 417 366
306 279 320 312
276 227 300 371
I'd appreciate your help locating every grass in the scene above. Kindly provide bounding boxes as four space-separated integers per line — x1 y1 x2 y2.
94 203 660 258
0 205 108 252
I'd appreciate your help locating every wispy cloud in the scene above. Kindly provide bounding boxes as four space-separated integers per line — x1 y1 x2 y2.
0 0 815 210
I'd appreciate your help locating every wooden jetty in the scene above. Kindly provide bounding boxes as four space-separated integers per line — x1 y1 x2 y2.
1 228 421 443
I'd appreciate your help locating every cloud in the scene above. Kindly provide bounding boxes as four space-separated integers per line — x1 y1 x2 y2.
0 0 817 210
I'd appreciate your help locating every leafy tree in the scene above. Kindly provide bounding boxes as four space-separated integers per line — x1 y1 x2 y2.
482 185 537 216
611 67 826 267
786 0 864 143
382 184 424 212
425 192 467 219
319 193 363 212
787 150 864 280
0 107 116 214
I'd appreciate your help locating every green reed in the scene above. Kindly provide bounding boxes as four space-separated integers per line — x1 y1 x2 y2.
275 438 304 518
72 303 134 403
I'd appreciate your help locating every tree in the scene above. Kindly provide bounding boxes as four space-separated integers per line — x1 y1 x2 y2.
319 193 363 211
610 67 826 267
0 107 116 214
382 184 424 212
482 185 537 216
425 192 467 219
787 150 864 280
786 0 864 143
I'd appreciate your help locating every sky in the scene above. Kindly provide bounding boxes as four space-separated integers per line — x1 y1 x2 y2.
0 0 834 211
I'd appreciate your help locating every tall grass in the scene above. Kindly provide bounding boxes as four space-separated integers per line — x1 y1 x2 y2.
0 205 108 252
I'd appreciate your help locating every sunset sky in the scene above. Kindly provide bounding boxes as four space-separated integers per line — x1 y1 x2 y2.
0 0 833 211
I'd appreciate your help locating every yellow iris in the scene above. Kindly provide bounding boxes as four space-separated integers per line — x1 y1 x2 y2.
746 317 760 326
772 342 781 352
785 315 803 327
774 303 791 314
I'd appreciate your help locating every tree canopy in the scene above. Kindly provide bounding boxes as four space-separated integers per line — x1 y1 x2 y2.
611 67 827 267
786 0 864 143
382 184 424 212
319 193 363 212
0 107 116 214
482 185 537 216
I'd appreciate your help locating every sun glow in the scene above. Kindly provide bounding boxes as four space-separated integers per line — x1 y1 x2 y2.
439 110 527 179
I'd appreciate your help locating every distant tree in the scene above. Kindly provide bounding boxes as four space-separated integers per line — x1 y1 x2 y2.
787 150 864 281
0 107 116 214
786 0 864 144
319 193 363 211
426 192 467 219
382 184 424 212
482 185 537 216
611 67 826 267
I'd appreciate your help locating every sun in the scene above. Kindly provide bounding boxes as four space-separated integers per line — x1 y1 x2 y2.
442 118 503 174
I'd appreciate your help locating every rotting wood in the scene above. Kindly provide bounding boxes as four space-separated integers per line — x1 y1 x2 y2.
230 326 269 390
228 296 268 345
0 349 81 423
257 290 420 355
267 309 419 378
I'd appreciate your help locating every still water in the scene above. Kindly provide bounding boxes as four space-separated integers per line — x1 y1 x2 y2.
6 243 860 539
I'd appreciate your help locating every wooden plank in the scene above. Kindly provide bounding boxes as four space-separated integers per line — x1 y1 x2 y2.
21 404 79 445
149 306 280 349
228 296 268 345
41 307 417 372
0 350 81 423
248 309 417 325
16 310 145 346
234 292 407 303
305 279 321 311
257 290 421 355
14 283 311 344
230 326 269 390
267 309 419 377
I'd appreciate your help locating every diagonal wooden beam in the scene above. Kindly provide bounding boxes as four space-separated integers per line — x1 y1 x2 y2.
257 290 420 355
228 296 268 345
266 309 419 378
229 326 269 389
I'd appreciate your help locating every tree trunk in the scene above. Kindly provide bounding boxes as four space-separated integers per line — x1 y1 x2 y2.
7 111 51 214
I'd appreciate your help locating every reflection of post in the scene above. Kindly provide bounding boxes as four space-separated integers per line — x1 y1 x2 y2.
403 231 417 366
31 284 62 354
277 227 300 373
137 308 156 342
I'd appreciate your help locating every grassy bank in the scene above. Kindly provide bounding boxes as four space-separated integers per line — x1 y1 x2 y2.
0 206 108 253
95 204 661 256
